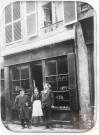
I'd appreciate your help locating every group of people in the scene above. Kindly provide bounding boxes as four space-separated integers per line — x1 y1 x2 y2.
15 83 54 130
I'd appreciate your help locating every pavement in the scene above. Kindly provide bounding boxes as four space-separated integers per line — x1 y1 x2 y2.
3 123 82 133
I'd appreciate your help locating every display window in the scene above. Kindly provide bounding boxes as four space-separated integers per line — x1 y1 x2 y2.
10 65 30 93
45 54 78 110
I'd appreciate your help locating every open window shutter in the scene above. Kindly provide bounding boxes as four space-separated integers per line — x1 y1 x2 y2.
26 1 37 37
63 1 77 25
67 53 78 110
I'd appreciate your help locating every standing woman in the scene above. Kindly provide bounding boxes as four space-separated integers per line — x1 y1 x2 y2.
31 87 43 126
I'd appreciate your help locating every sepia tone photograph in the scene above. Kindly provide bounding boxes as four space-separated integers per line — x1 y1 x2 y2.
0 0 97 133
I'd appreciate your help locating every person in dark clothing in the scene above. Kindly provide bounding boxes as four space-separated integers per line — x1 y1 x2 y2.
15 88 31 129
40 83 54 130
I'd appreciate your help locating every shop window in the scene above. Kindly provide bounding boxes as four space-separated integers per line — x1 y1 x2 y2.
45 60 56 76
26 1 37 37
21 66 29 79
5 2 21 44
11 65 30 93
45 54 78 110
45 56 69 109
10 65 31 120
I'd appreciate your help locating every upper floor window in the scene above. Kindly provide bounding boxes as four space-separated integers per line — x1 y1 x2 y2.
26 1 37 37
43 2 52 27
4 1 37 45
5 2 21 44
42 1 77 29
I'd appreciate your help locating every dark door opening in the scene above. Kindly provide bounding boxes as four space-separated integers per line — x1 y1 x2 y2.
31 62 43 93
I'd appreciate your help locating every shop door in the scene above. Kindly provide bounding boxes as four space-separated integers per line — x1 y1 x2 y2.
31 62 43 92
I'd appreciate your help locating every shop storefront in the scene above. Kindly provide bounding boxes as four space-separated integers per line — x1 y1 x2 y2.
4 39 79 125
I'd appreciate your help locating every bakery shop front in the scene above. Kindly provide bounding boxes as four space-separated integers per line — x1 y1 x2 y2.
4 39 79 127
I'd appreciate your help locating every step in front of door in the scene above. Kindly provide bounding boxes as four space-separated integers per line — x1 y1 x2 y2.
52 120 74 129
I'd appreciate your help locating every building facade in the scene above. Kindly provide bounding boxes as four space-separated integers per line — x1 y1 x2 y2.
0 1 95 129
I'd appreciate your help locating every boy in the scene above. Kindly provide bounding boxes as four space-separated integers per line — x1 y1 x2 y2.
15 88 31 129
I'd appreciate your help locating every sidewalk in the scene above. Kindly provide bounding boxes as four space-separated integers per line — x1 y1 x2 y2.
3 123 82 133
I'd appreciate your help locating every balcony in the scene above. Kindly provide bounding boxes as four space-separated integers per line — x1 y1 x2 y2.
41 20 63 35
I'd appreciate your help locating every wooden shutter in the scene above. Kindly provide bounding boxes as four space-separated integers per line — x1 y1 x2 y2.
26 1 37 37
67 53 78 110
63 1 77 25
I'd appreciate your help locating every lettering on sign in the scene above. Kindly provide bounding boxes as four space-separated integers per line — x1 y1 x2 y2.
29 53 41 60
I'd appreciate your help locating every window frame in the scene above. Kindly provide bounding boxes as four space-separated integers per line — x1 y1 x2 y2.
63 1 77 26
45 56 70 109
10 64 30 94
4 2 22 45
25 1 38 37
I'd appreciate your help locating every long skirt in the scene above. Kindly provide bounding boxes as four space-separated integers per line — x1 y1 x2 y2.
32 100 43 117
32 100 43 125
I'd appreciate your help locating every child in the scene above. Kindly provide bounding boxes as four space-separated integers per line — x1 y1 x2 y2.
40 83 54 130
15 88 30 129
31 87 43 126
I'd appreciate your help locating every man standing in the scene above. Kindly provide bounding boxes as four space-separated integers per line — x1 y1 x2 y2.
40 83 54 130
15 88 30 129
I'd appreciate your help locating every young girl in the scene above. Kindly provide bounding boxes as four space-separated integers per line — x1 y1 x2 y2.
31 87 43 126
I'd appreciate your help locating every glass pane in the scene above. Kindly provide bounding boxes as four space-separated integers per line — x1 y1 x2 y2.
59 101 70 108
5 4 12 24
21 80 30 90
58 81 69 91
46 76 57 82
5 25 12 43
1 69 4 79
13 2 20 20
21 66 29 79
57 58 68 74
14 21 21 41
44 9 52 22
54 101 58 107
27 14 36 36
1 81 4 93
48 82 57 91
26 1 35 14
45 60 56 76
56 74 69 82
64 1 76 24
12 67 20 80
57 92 70 100
13 81 20 93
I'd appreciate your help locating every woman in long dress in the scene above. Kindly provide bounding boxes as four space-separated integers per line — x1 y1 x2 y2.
31 87 43 126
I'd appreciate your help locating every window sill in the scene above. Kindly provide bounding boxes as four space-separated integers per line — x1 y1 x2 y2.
52 107 71 110
5 39 22 46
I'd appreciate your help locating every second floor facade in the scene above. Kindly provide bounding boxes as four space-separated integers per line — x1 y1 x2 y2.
0 1 94 57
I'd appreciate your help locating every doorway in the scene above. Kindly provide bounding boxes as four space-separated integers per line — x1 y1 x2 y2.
31 62 43 92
